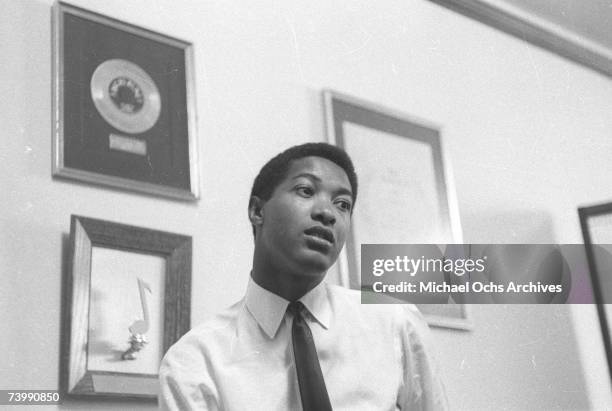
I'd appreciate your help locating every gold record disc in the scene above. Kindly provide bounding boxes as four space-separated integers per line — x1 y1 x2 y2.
90 59 161 134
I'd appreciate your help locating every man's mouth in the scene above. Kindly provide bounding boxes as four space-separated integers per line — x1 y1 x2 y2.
304 226 335 245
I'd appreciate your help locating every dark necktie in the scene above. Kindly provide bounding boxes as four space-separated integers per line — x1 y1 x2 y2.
288 301 333 411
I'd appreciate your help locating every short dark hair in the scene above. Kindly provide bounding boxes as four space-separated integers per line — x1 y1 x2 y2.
249 143 358 236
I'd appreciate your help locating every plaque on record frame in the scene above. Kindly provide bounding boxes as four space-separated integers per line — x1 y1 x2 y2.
53 2 199 200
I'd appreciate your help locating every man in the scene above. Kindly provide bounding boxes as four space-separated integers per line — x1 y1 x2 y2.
159 143 448 410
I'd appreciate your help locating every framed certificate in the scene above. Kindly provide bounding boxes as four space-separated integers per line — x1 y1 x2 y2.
61 216 192 399
323 90 470 330
53 2 199 200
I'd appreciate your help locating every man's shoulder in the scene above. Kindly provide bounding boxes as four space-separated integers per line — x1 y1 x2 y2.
325 283 427 331
163 299 244 360
192 300 244 334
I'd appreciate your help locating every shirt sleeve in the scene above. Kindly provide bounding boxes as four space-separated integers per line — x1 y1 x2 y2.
396 305 449 411
158 333 220 411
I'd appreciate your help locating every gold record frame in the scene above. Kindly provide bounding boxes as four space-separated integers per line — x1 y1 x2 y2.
52 2 200 201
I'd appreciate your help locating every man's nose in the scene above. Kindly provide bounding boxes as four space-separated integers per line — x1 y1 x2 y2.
312 200 336 226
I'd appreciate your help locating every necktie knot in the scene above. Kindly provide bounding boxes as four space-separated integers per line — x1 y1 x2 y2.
287 301 306 317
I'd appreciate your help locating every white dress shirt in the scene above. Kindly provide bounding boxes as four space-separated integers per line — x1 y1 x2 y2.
159 278 448 410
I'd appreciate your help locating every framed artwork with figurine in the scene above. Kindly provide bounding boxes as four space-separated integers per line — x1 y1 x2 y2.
61 215 191 399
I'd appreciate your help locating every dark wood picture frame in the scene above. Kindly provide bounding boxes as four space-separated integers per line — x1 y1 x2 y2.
578 202 612 389
61 215 191 400
52 2 199 200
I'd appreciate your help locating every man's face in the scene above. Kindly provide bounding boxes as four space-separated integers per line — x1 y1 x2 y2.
256 156 353 276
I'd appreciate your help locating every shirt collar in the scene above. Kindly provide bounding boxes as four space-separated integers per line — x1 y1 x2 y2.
245 276 331 339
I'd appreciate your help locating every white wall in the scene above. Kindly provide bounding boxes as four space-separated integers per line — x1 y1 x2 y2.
2 0 611 409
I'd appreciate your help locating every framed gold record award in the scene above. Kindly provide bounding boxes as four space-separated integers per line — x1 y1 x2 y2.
53 2 199 200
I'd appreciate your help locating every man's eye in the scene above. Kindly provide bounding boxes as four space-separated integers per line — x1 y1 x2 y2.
296 186 314 196
336 200 352 212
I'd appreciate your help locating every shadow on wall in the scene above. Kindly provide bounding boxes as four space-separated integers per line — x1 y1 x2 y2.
461 208 555 243
438 208 591 409
461 207 597 303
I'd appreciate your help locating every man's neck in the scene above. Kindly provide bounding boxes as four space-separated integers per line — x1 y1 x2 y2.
251 259 326 301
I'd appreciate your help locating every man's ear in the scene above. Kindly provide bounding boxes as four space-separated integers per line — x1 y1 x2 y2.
248 196 265 228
